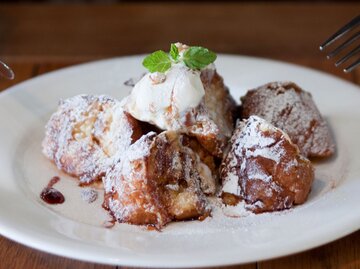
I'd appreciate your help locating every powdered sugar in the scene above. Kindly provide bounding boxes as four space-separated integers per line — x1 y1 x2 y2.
221 172 241 196
233 117 288 164
81 188 98 203
224 116 289 187
246 163 272 182
220 199 253 218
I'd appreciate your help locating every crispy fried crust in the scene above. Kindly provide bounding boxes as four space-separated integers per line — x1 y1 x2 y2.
42 95 142 184
201 69 237 138
240 81 335 158
186 69 237 157
221 116 314 213
104 131 216 228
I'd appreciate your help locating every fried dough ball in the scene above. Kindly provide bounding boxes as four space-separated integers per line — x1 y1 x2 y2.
186 69 237 157
42 95 142 184
104 131 217 228
240 81 335 158
221 116 314 213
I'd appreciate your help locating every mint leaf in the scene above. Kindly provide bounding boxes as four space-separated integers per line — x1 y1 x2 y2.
170 44 179 61
142 50 172 73
143 45 217 73
183 46 217 69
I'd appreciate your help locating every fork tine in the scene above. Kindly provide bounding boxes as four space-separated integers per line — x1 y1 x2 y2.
344 58 360 73
335 45 360 66
327 31 360 59
0 61 15 80
320 15 360 51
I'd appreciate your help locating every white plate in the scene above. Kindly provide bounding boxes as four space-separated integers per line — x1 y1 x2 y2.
0 55 359 268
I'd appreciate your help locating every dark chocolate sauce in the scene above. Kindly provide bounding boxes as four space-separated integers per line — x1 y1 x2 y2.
40 176 65 204
40 188 65 204
47 176 60 188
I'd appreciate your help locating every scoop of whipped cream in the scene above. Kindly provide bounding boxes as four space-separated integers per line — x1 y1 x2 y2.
125 62 206 130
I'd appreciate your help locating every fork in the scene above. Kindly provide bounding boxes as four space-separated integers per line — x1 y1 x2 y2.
0 60 15 80
320 15 360 73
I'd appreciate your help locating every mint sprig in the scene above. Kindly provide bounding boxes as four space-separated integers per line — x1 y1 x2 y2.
183 46 217 69
142 50 172 73
142 44 217 73
170 44 180 61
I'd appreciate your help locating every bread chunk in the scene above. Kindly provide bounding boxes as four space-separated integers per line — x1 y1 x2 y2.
187 69 237 157
42 95 142 184
240 81 335 158
221 116 314 213
104 131 216 228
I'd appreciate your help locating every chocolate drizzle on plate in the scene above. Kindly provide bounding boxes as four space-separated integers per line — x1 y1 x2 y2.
40 176 65 204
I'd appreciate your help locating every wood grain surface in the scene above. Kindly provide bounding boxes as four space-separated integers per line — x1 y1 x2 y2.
0 3 359 269
0 3 360 62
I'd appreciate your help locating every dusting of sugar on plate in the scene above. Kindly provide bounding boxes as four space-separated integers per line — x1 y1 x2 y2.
81 188 98 203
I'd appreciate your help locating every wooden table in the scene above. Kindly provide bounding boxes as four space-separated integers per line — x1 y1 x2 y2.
0 3 359 269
